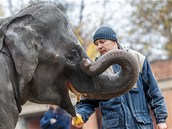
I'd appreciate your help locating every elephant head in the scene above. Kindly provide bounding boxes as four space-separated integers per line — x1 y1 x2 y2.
0 2 138 128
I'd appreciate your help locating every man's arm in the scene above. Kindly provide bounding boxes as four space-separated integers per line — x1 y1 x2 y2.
141 59 168 126
72 98 99 127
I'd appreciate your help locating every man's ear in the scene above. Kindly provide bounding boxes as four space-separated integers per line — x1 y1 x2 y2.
4 14 40 82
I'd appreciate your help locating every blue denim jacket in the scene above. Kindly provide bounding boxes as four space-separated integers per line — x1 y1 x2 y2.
75 51 168 129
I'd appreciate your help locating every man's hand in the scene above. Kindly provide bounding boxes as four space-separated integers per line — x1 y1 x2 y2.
157 122 167 129
72 114 84 128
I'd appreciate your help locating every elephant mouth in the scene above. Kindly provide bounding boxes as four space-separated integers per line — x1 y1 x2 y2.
66 82 101 101
66 82 82 102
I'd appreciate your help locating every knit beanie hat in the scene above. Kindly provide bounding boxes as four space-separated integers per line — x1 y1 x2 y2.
93 26 118 43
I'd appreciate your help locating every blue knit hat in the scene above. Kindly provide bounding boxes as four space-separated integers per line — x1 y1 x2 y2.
93 26 118 43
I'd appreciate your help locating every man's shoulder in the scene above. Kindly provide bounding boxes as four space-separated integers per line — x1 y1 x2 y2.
121 45 145 72
128 49 145 73
128 49 145 59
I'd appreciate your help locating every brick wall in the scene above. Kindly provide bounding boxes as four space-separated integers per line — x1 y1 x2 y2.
162 89 172 129
151 58 172 81
151 59 172 129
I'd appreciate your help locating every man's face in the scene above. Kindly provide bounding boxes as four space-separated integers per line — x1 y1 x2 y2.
94 39 118 55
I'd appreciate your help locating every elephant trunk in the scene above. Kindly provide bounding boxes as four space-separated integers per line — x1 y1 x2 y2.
80 49 139 99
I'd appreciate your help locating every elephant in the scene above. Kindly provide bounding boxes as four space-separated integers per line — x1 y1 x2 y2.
0 1 139 129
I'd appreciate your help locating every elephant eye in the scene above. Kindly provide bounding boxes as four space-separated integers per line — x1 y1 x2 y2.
66 49 80 64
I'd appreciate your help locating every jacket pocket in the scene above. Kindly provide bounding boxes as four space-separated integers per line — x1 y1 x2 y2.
129 87 139 93
134 112 152 124
103 118 119 128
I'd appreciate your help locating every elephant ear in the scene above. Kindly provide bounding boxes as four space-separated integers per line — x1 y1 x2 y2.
0 25 4 50
4 14 40 82
0 17 11 50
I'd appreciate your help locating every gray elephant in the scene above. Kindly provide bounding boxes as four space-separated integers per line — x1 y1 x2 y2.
0 2 138 129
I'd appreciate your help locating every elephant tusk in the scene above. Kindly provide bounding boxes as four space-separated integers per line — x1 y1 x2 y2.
66 82 81 102
55 54 59 60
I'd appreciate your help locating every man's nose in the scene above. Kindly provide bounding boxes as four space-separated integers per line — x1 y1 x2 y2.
97 43 103 49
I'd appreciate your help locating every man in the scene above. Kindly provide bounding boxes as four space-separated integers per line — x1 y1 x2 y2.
72 26 168 129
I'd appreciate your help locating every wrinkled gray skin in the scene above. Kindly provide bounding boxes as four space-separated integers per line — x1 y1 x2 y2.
0 2 139 129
